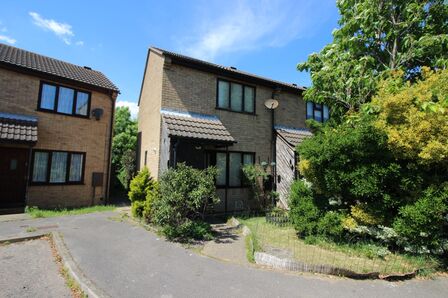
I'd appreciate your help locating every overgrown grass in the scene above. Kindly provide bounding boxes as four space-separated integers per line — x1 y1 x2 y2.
239 217 439 275
26 205 116 218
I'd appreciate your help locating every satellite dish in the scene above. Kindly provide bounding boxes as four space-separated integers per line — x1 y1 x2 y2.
264 99 279 110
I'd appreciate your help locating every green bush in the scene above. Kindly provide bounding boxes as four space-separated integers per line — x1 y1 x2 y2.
128 167 158 219
131 200 145 218
393 185 448 253
288 180 320 237
317 211 345 240
152 163 219 240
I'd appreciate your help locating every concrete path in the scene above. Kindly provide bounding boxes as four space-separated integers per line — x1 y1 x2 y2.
201 223 249 265
0 211 447 298
0 239 71 298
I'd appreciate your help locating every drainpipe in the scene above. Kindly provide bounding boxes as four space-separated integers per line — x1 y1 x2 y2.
105 91 117 205
272 108 277 192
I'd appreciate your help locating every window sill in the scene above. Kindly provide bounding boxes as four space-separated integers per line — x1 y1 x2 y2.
37 108 90 119
30 182 85 186
215 107 256 116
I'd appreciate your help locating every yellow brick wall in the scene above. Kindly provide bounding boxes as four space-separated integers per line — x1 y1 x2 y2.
137 50 164 178
0 68 114 208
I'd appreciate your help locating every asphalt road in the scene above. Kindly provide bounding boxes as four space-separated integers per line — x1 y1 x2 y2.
0 239 71 298
0 211 447 298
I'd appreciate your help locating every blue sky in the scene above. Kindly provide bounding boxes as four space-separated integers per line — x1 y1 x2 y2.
1 0 339 117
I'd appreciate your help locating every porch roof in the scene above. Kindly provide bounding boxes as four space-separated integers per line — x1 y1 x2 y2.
275 125 312 147
0 112 38 143
161 109 235 143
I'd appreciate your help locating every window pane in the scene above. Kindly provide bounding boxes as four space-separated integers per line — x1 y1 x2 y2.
50 152 68 183
229 152 242 187
32 152 49 182
218 81 229 108
40 84 56 110
230 83 243 112
323 105 329 121
75 92 89 116
57 87 74 114
243 153 254 165
69 154 83 182
314 109 323 122
244 86 254 113
216 152 227 186
306 102 313 119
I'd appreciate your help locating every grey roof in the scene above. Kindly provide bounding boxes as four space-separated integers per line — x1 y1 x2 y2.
161 109 235 143
151 47 305 92
0 43 119 92
0 112 38 143
275 125 312 147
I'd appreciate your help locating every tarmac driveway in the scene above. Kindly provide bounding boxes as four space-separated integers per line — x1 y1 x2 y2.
0 211 447 298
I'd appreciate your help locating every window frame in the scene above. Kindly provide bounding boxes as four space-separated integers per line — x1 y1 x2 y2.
30 149 86 185
206 150 255 188
306 102 330 123
37 81 92 119
216 78 256 115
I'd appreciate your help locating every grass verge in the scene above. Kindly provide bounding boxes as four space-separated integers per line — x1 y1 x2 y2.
26 205 116 218
239 217 439 276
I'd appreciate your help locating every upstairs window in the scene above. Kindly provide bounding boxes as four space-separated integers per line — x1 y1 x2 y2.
38 82 91 117
306 102 329 122
217 79 255 114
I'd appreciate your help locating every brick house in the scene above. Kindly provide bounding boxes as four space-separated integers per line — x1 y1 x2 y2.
0 43 119 212
137 47 328 213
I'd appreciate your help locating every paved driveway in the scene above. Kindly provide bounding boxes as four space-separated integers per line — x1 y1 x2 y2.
0 211 447 298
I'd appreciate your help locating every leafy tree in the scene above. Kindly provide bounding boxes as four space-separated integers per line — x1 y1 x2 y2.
298 0 448 117
112 107 137 189
371 68 448 167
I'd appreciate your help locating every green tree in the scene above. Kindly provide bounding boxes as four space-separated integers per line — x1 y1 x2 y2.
298 0 448 117
112 106 138 189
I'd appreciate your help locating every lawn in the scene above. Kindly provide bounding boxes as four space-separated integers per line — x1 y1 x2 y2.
26 205 116 218
239 217 438 275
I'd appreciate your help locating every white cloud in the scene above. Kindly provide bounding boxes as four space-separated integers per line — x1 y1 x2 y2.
75 40 84 46
29 12 74 45
0 35 16 44
116 100 139 119
180 0 333 61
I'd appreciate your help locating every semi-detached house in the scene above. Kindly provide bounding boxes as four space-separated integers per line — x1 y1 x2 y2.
137 47 329 213
0 43 119 212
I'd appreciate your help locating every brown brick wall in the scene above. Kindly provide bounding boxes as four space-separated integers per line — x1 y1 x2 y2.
0 68 114 208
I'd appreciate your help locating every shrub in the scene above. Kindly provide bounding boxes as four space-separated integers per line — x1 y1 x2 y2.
288 180 320 237
131 200 145 218
242 164 269 209
393 185 448 253
128 167 158 219
152 163 219 240
317 211 345 240
142 181 159 221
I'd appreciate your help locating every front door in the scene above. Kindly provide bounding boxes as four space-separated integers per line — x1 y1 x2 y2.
0 147 28 208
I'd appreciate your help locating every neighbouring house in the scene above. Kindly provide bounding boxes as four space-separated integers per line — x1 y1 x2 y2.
137 47 329 213
0 43 119 212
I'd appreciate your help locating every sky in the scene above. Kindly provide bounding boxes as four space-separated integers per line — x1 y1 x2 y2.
0 0 339 118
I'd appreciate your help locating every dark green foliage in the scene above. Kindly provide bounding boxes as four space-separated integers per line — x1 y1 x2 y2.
152 163 219 240
317 211 345 241
298 116 424 220
161 220 213 241
393 185 448 253
112 107 137 190
288 180 320 237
